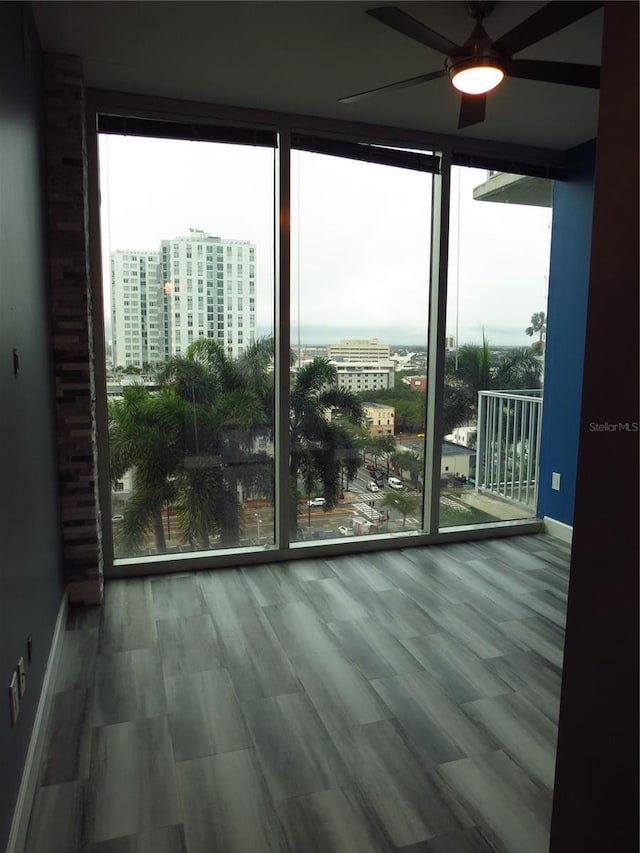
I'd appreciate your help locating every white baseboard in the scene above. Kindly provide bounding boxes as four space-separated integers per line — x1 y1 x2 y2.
543 515 574 545
6 590 68 853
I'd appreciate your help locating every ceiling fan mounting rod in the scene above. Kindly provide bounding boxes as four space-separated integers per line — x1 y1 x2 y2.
464 0 498 21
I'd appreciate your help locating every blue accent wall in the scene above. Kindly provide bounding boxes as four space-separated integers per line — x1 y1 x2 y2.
537 140 596 526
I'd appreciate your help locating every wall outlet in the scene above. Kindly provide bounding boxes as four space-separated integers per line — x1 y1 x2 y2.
17 657 26 699
8 673 19 726
552 472 561 491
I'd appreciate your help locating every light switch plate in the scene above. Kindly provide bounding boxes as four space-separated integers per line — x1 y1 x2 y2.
8 673 19 726
552 472 561 491
17 657 26 699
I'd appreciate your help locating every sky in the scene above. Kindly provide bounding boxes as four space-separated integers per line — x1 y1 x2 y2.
99 134 552 348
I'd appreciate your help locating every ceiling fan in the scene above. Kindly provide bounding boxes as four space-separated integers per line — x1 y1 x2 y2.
340 1 603 129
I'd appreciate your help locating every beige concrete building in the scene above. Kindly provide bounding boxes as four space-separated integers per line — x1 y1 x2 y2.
363 402 395 438
328 338 390 361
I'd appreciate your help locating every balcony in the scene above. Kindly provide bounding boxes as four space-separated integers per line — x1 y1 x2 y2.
475 389 543 517
473 171 553 208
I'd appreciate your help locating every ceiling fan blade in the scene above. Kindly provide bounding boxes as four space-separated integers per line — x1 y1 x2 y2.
510 59 600 88
366 6 460 56
493 1 604 57
339 69 446 104
458 94 487 129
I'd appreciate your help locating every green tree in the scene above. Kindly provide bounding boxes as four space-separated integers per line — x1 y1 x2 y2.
236 335 276 421
290 358 363 535
525 311 546 348
449 335 492 399
157 339 266 549
393 450 423 488
108 384 186 554
442 381 474 437
372 434 397 473
492 348 542 390
381 490 420 530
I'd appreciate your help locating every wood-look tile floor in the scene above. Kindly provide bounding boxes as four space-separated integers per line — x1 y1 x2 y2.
25 533 570 853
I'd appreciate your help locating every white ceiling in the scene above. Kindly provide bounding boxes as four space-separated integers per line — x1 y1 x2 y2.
31 1 603 151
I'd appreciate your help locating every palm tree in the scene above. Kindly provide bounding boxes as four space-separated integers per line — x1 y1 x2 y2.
111 345 363 548
108 384 187 555
290 358 363 536
525 311 546 353
445 333 491 427
157 339 266 549
493 348 542 390
453 336 492 399
236 335 276 422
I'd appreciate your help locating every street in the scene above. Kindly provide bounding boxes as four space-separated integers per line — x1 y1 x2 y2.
248 463 422 544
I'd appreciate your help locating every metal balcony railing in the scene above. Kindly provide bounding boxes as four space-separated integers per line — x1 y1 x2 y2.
476 389 543 509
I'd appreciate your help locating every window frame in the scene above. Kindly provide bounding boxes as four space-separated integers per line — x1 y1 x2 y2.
87 92 552 578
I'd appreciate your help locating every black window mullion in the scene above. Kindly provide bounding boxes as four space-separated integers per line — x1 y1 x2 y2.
97 114 277 148
292 133 440 174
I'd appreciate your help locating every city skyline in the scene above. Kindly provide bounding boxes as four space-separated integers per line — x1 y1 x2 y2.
99 134 551 350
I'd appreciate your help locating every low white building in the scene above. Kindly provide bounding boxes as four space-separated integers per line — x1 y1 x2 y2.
446 425 477 447
332 360 394 393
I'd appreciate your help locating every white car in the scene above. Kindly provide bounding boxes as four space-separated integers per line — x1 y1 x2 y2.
388 477 403 490
308 497 326 507
338 525 353 536
366 481 379 492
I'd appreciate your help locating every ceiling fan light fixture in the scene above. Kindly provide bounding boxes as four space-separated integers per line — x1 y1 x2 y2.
449 56 505 95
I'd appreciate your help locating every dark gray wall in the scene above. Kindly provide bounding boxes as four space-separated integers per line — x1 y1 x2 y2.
0 4 64 848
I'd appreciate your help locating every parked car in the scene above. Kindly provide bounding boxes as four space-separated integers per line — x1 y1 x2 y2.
308 497 326 507
366 463 375 472
338 525 353 536
366 481 379 492
388 477 403 490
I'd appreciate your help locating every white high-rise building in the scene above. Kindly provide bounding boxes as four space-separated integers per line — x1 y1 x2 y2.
160 229 256 360
110 230 257 369
110 250 162 369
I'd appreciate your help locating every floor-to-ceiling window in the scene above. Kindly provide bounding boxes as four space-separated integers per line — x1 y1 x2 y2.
439 166 552 529
98 122 276 560
289 140 435 544
92 106 550 574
